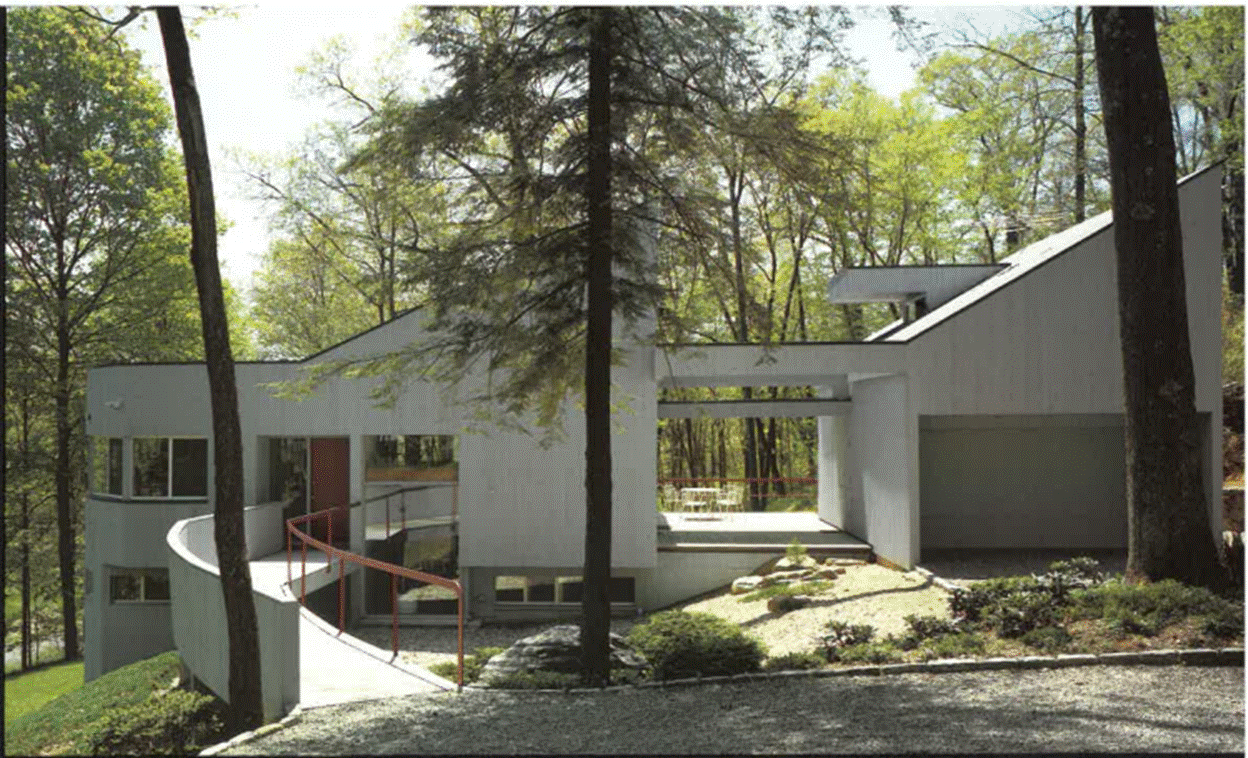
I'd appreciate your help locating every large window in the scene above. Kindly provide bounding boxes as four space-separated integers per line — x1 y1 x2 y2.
110 568 170 603
494 575 634 604
91 437 123 496
364 435 456 482
133 438 207 498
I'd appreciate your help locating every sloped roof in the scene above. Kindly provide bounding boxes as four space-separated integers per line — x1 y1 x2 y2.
872 163 1220 343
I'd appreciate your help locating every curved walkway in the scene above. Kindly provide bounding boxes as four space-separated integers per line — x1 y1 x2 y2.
219 664 1244 754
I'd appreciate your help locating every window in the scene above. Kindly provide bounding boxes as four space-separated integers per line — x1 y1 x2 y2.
494 575 634 604
365 435 456 482
91 437 123 496
110 568 170 603
134 438 207 498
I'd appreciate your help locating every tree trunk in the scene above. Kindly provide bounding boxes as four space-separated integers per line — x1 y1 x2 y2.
1224 149 1244 296
157 7 264 729
55 314 80 661
580 6 614 687
1073 6 1087 223
1092 6 1225 588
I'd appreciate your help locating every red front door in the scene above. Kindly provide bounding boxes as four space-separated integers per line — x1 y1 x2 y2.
310 437 350 545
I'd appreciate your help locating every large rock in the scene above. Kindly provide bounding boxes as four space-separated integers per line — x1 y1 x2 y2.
765 569 815 585
731 575 765 594
767 594 813 614
771 555 819 573
478 625 647 684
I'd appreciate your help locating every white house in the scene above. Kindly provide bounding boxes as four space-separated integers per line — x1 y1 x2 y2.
82 166 1223 717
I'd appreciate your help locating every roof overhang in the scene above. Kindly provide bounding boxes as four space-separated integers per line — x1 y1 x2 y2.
827 265 1005 311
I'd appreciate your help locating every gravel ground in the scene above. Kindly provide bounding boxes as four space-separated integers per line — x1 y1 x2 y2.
226 665 1245 755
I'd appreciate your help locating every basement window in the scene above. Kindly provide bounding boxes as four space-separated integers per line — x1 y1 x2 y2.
494 575 634 604
110 568 170 603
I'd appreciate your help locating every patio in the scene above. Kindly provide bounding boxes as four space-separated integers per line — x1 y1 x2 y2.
657 510 871 558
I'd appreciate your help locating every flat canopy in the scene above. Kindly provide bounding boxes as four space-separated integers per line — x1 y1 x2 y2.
827 265 1004 311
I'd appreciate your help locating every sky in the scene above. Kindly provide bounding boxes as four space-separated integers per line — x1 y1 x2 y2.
120 4 1023 299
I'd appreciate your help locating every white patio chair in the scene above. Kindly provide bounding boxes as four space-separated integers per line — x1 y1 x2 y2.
716 483 745 513
661 483 681 512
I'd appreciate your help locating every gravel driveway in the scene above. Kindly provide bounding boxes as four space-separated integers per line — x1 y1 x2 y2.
225 665 1243 754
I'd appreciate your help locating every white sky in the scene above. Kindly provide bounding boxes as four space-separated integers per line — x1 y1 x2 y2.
118 4 1022 298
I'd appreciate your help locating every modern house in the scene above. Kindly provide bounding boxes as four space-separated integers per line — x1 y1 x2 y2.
83 166 1223 716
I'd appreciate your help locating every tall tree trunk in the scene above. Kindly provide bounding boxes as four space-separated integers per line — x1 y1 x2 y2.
1224 146 1244 296
581 6 614 687
158 7 263 729
54 313 79 661
1073 5 1087 223
1092 6 1225 588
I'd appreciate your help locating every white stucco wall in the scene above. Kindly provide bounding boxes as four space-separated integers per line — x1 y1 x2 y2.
849 374 917 567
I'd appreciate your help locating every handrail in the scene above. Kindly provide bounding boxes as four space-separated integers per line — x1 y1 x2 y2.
284 512 464 689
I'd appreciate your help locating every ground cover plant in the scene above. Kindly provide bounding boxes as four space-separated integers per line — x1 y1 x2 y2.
4 659 85 725
627 610 766 680
4 650 231 756
427 646 505 684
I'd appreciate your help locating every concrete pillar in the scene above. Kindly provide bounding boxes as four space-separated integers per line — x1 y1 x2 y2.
817 414 851 529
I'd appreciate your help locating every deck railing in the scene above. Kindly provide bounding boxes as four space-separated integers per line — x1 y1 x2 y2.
657 477 817 511
285 500 463 688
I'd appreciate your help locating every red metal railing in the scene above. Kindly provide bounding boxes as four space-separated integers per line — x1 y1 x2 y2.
657 477 817 510
285 508 464 689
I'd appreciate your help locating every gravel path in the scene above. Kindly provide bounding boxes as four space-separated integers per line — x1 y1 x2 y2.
226 665 1244 755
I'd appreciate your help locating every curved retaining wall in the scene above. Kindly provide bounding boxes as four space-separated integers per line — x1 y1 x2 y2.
167 501 300 720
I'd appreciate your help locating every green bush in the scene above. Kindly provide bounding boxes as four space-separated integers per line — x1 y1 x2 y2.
762 651 826 672
1202 602 1244 640
903 614 961 641
486 670 580 690
428 646 505 684
917 632 986 661
986 590 1059 638
1072 579 1226 629
836 640 903 665
89 689 227 756
627 611 766 681
1107 608 1163 638
739 580 832 603
1020 625 1073 653
949 576 1045 624
820 621 876 662
786 537 808 561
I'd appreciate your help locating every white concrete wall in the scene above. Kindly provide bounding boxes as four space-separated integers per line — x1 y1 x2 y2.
167 507 300 721
850 374 917 567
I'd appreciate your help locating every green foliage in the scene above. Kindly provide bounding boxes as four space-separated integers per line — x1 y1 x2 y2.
1201 602 1244 640
427 646 505 684
835 640 904 665
4 651 200 757
903 614 961 641
986 590 1060 639
786 537 808 561
627 611 766 681
89 688 227 756
1221 286 1244 385
1071 579 1227 629
949 576 1046 624
820 620 876 662
762 651 826 672
917 632 986 661
1020 625 1073 653
738 580 832 603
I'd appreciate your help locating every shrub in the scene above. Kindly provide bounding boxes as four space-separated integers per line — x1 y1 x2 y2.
1107 608 1163 638
820 621 876 662
627 611 765 681
949 576 1044 624
762 651 826 672
786 537 808 561
985 590 1059 638
1202 602 1244 640
1021 625 1073 653
903 614 961 641
89 689 227 756
836 640 903 665
917 632 986 661
739 580 832 603
428 646 505 684
486 670 580 690
1044 557 1107 589
1072 579 1226 629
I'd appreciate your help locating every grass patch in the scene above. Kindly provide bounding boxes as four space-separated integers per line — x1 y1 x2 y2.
428 646 505 684
4 659 85 726
4 650 229 756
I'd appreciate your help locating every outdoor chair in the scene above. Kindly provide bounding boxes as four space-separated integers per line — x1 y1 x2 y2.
716 483 745 513
661 483 681 512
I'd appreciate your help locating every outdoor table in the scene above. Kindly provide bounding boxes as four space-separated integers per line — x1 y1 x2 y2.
680 487 720 512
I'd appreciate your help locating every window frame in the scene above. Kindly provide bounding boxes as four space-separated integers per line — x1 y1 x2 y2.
109 568 171 604
91 436 125 498
132 436 208 500
493 574 635 605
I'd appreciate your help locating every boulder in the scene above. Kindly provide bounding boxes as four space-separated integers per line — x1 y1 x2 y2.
767 594 813 614
478 625 647 684
813 567 842 580
766 569 815 585
731 575 765 594
825 557 864 567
